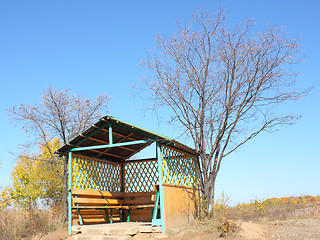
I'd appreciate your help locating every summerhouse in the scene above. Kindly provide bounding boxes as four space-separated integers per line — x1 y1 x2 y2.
55 116 200 234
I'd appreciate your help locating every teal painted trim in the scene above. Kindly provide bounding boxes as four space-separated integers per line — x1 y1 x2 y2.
74 195 83 225
104 209 110 223
68 152 72 235
156 142 165 233
77 209 83 225
110 209 113 223
59 122 109 157
152 190 160 220
152 219 162 226
102 195 110 223
71 139 154 152
109 122 113 144
127 209 130 222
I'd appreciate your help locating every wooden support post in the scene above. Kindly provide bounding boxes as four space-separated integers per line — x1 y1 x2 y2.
109 122 113 144
68 151 72 235
156 141 166 233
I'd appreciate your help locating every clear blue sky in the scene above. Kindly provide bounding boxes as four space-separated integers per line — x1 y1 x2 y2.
0 0 319 204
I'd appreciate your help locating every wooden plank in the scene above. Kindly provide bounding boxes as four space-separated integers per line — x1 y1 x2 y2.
81 217 121 224
73 198 123 205
162 183 200 190
82 218 108 224
72 214 105 219
73 206 128 209
129 205 155 209
162 184 200 231
123 191 156 198
71 189 124 198
129 209 152 222
73 214 121 219
151 195 156 202
123 198 154 205
72 210 108 215
124 158 156 164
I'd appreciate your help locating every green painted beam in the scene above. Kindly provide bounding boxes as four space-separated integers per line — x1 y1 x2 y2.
152 219 161 226
152 190 160 220
68 152 72 235
70 139 154 152
127 209 130 222
156 142 166 233
109 122 113 144
59 122 109 157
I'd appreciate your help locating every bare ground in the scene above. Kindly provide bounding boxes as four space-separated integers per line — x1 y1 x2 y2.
133 216 320 240
29 217 320 240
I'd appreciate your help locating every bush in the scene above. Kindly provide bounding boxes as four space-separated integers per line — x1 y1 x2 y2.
0 206 65 240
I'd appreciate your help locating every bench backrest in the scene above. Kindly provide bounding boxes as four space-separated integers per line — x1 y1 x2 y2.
71 189 156 207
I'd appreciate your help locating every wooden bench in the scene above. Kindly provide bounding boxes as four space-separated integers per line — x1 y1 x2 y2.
71 189 156 225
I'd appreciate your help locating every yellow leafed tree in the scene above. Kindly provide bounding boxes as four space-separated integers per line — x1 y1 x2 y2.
3 138 63 208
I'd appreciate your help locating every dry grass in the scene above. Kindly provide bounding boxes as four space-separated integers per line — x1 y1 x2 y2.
169 218 238 240
212 194 320 224
0 206 65 240
189 194 320 238
230 196 320 221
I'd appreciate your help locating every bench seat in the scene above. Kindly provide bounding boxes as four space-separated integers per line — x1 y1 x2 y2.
71 189 156 225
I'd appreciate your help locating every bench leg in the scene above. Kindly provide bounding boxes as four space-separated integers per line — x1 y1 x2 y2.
110 209 113 223
104 209 110 223
126 209 130 222
77 209 84 226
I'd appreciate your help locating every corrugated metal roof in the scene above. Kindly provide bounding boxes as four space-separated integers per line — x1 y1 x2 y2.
55 115 195 162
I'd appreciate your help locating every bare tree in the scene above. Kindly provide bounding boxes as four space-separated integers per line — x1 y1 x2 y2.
143 9 309 213
8 87 110 219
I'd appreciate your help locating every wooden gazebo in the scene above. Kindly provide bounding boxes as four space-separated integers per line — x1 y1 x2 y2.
56 116 200 234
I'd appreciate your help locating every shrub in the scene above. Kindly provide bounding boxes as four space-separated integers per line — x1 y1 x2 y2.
0 206 65 240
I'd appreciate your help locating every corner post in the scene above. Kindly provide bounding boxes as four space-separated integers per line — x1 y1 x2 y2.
156 141 165 233
68 151 73 235
109 122 113 144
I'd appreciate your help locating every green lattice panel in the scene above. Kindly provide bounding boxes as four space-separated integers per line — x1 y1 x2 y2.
72 155 121 191
161 145 199 188
124 160 158 192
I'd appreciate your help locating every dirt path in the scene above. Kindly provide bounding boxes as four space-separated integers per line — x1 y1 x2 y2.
264 217 320 240
237 222 272 240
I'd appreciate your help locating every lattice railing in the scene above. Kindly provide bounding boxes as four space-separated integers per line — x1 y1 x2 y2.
72 154 121 191
124 160 158 192
161 145 199 188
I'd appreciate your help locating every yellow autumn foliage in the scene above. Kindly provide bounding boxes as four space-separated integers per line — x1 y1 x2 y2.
1 138 63 208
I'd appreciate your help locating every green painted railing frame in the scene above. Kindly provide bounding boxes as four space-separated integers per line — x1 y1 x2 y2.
156 141 165 233
70 139 153 152
68 151 72 235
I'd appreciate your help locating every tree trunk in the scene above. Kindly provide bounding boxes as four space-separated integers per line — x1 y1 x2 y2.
202 174 216 216
61 156 68 221
208 181 215 216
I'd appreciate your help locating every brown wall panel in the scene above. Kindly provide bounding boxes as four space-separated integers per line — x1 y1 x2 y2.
163 184 200 231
